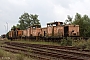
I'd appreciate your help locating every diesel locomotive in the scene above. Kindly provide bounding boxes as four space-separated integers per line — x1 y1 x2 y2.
8 21 79 40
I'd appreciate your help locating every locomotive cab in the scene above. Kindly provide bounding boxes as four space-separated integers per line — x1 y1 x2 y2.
47 22 64 37
64 25 79 37
30 24 41 37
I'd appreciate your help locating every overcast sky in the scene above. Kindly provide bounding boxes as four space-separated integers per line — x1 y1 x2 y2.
0 0 90 35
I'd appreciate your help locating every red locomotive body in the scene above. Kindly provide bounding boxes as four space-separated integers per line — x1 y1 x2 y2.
64 25 79 37
47 22 64 37
8 21 79 40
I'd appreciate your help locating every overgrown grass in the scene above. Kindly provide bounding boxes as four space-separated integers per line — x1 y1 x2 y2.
8 38 90 50
9 39 61 46
0 49 11 60
0 49 35 60
16 54 24 60
0 39 35 60
0 49 5 57
72 39 90 50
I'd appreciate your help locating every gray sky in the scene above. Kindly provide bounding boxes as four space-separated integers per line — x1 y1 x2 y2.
0 0 90 35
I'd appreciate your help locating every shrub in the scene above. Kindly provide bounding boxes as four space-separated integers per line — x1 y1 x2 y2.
60 37 72 46
77 40 87 50
73 39 90 50
86 39 90 50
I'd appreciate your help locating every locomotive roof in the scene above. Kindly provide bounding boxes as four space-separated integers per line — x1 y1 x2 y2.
47 22 63 25
11 28 20 30
29 24 41 28
65 24 79 27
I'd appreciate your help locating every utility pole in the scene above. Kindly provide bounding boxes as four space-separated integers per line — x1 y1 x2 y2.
4 25 6 34
6 22 8 32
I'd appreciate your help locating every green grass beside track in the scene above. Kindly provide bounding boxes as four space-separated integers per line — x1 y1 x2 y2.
10 39 61 46
7 38 90 50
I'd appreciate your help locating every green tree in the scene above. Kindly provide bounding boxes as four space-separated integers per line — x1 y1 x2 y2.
18 13 41 30
16 24 20 29
64 15 73 24
72 13 90 37
11 25 16 30
30 14 40 26
19 13 30 30
82 15 90 37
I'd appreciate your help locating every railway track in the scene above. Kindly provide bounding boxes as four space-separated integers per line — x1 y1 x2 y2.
1 42 90 60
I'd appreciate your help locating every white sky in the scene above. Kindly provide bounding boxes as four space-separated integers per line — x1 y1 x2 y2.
0 0 90 35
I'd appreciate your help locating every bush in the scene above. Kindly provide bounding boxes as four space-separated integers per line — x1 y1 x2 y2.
86 39 90 50
77 40 87 50
60 37 72 46
72 39 90 50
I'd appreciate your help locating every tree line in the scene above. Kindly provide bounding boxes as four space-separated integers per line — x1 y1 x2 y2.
11 12 90 37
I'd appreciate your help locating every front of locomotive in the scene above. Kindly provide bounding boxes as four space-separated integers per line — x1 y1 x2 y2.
67 25 79 37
